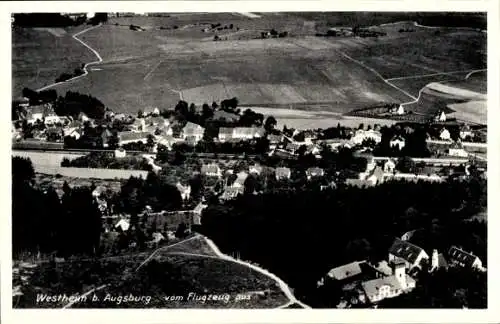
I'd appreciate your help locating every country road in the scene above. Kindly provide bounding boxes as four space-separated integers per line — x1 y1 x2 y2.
37 24 103 92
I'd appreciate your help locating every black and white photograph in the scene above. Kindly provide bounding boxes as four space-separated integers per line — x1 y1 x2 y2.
6 3 495 318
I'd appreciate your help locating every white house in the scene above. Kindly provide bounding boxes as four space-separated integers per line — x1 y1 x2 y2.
389 136 406 150
115 218 130 232
176 182 191 201
249 164 263 175
388 238 429 270
448 246 485 271
130 118 146 132
351 129 382 145
275 167 291 180
361 259 416 304
182 122 205 143
447 142 469 158
435 110 447 122
439 128 451 141
114 148 126 158
384 159 396 173
306 167 325 180
201 163 222 178
459 125 474 140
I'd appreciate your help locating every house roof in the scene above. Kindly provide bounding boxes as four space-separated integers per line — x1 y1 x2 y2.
118 131 150 142
222 186 244 199
201 163 220 174
437 253 449 269
145 116 167 125
275 167 291 177
306 167 324 176
115 219 130 231
390 135 405 142
327 261 364 281
219 127 234 137
183 122 204 135
388 238 426 265
233 127 265 137
448 246 480 268
362 275 415 299
249 164 263 173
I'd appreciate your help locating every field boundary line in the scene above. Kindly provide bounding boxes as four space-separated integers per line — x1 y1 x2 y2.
386 68 487 81
37 24 103 91
338 51 417 102
143 60 163 81
202 236 311 309
135 234 200 271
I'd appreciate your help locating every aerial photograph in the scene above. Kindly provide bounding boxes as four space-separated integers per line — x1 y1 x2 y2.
11 11 487 309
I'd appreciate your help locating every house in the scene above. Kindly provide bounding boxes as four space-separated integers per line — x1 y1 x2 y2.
192 202 208 226
390 105 405 115
26 105 47 125
157 135 177 150
201 163 222 177
114 148 126 158
364 166 385 186
430 249 448 272
388 238 429 270
275 167 291 180
130 118 146 132
176 182 191 201
361 259 416 304
118 131 150 145
327 261 365 281
389 136 406 150
306 167 325 180
384 159 396 173
268 134 284 145
221 186 244 200
100 129 113 148
78 112 90 123
435 110 447 122
459 124 474 140
46 127 64 142
232 127 265 141
182 122 205 143
115 218 130 232
218 127 265 142
351 129 382 145
439 128 451 141
448 246 484 270
249 164 263 175
44 115 65 126
145 116 169 128
232 171 249 188
218 127 234 142
447 142 469 158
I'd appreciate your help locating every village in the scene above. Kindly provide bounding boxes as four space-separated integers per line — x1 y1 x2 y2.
12 90 487 308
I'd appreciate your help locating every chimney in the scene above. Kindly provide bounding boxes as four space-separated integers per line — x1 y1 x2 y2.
431 249 439 270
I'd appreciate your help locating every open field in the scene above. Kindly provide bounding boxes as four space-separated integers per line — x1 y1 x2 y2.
13 14 486 117
84 253 289 308
12 26 94 96
248 106 398 130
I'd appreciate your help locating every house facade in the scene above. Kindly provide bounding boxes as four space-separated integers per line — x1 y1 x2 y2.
182 122 205 143
388 238 429 270
201 163 222 177
448 246 484 270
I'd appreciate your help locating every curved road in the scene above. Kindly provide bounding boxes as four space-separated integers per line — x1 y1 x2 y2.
37 24 103 92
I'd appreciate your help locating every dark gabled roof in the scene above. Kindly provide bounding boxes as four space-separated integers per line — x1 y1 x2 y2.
448 246 479 268
388 238 425 265
327 261 364 281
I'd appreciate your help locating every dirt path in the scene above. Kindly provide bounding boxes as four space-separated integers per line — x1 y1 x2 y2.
37 24 103 91
202 236 311 308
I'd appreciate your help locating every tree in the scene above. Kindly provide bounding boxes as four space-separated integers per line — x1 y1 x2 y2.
12 157 35 183
264 116 277 132
146 134 155 151
108 133 120 150
396 156 416 173
137 110 144 118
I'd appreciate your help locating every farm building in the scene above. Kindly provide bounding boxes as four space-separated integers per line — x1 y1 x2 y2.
275 167 291 180
388 238 429 270
182 122 205 143
118 131 150 145
447 142 469 158
448 246 485 271
389 136 406 150
201 163 222 177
